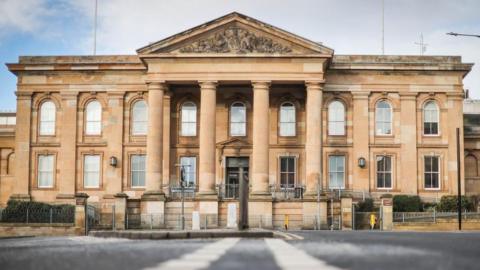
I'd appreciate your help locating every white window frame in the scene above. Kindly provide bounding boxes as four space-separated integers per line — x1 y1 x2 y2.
130 154 146 188
83 154 101 188
375 100 393 136
328 155 345 189
230 102 247 137
279 102 296 137
328 101 346 136
37 154 54 188
424 155 441 190
180 102 197 136
85 100 102 135
180 156 197 187
376 155 393 189
39 101 56 136
279 156 296 188
423 101 440 136
132 100 148 136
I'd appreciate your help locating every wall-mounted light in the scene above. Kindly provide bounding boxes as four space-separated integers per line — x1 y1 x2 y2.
110 156 118 167
358 157 366 168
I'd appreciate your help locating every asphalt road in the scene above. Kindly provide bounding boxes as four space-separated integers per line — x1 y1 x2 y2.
1 231 479 270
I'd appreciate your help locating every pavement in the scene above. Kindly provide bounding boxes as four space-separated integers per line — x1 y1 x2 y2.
1 230 480 270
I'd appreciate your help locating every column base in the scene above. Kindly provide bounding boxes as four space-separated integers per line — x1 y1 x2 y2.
248 200 272 228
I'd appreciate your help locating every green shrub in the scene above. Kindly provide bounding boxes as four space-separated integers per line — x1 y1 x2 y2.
422 202 438 211
437 195 474 212
393 195 422 212
357 198 375 212
1 200 75 223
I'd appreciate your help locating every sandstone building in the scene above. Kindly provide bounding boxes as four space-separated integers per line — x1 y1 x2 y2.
1 12 474 228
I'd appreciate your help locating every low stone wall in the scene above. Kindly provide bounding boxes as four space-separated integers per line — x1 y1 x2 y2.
0 223 78 237
393 220 480 231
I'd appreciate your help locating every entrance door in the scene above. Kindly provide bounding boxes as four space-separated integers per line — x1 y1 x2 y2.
225 157 249 199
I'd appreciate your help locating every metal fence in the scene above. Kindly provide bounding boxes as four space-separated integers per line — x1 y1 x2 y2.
271 186 304 200
249 215 272 228
169 185 196 200
394 211 480 223
0 206 74 224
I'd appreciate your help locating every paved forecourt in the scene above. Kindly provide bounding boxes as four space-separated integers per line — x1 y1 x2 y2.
1 231 480 270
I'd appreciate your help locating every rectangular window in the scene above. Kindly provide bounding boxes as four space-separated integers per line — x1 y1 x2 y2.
376 155 392 189
131 155 146 187
329 155 345 189
280 157 295 188
424 156 440 189
38 155 54 188
180 157 196 187
84 155 101 188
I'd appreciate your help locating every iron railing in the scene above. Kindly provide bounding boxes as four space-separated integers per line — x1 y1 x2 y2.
394 211 480 223
270 185 305 200
0 206 74 224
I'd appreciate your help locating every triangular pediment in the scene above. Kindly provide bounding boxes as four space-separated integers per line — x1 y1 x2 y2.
216 138 250 147
137 12 333 56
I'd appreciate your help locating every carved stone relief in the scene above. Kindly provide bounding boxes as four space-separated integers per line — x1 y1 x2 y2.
179 26 293 54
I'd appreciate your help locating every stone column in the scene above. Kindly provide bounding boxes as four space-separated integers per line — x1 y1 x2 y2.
352 92 370 191
399 93 417 194
11 92 33 201
304 81 323 196
197 81 219 226
249 81 272 228
162 92 172 194
105 92 125 197
57 92 79 203
114 193 128 230
198 81 218 197
251 81 271 196
380 194 393 231
74 193 89 235
144 82 165 196
341 196 353 230
447 92 465 195
141 82 166 222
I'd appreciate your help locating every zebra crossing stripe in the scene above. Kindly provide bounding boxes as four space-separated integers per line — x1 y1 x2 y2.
265 238 343 270
143 238 240 270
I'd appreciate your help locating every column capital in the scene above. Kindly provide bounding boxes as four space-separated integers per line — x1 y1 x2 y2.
252 80 271 90
305 81 324 90
147 81 167 91
15 91 33 99
60 91 79 100
198 80 218 90
352 91 371 100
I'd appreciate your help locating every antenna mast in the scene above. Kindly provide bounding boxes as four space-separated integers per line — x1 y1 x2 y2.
414 33 428 55
93 0 98 55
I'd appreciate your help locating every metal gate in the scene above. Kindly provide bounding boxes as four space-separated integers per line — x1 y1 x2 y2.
86 204 100 234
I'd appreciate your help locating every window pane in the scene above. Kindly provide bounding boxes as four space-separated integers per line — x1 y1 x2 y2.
231 123 246 136
40 101 56 135
180 157 196 186
377 173 384 188
38 155 54 187
86 101 102 135
432 173 439 188
84 155 100 188
131 155 145 187
425 173 432 188
132 100 148 135
181 102 197 136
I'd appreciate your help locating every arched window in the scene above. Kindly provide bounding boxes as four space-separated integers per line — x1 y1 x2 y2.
328 101 345 136
279 102 296 136
424 101 439 135
181 102 197 136
7 152 14 175
465 155 478 178
230 102 246 136
39 101 56 136
375 100 392 135
85 100 102 135
132 100 148 135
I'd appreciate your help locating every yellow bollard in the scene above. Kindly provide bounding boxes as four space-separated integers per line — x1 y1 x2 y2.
284 214 289 230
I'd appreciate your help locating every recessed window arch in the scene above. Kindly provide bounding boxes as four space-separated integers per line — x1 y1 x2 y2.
328 100 346 136
465 154 478 178
132 100 148 135
39 100 56 136
279 102 296 136
181 101 197 136
230 102 246 136
423 100 439 135
85 100 102 135
375 100 392 135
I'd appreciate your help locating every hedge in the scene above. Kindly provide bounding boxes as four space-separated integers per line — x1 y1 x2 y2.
0 200 75 223
357 198 375 212
393 195 422 212
437 196 474 212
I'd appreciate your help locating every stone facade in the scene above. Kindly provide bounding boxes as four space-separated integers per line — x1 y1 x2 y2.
0 12 475 228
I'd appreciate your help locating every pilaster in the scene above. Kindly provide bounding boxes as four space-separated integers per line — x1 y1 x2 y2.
399 92 418 194
352 91 370 192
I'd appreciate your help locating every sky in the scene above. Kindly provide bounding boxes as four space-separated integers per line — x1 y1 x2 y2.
0 0 479 111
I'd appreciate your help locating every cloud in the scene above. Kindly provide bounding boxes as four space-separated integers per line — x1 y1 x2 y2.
0 0 51 36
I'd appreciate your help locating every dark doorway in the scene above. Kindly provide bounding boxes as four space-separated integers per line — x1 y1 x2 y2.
225 157 249 199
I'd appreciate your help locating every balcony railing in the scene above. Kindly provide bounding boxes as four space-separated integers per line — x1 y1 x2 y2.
169 184 196 200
